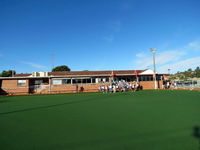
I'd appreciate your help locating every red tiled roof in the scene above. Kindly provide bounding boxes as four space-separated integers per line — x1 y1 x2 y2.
48 70 146 76
13 70 146 77
14 73 32 77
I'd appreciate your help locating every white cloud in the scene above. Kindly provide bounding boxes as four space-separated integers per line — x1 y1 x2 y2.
103 20 121 42
103 35 114 42
110 20 121 33
134 41 200 73
21 61 47 69
134 50 186 69
134 40 200 73
158 57 200 73
118 1 133 10
155 51 186 64
136 53 146 58
187 41 200 51
121 3 132 10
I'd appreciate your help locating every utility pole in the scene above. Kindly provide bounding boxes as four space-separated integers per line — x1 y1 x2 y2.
168 68 171 75
50 53 55 71
12 70 14 77
150 48 157 89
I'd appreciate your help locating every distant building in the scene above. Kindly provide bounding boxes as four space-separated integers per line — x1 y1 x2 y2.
0 69 168 95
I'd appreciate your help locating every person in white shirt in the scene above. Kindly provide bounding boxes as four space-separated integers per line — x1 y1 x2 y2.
109 85 113 93
99 86 102 92
113 85 116 93
105 85 108 93
131 84 135 92
101 85 105 93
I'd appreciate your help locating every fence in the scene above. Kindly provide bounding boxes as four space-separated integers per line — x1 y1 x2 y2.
0 83 102 95
173 80 200 90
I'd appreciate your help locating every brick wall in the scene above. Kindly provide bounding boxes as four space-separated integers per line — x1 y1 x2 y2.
40 83 108 94
0 79 164 95
1 79 29 95
42 81 163 94
140 80 163 89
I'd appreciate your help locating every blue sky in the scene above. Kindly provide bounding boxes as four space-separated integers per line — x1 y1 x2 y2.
0 0 200 73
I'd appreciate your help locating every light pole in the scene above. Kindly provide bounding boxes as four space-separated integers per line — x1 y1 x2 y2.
12 70 14 77
168 68 171 75
150 48 157 89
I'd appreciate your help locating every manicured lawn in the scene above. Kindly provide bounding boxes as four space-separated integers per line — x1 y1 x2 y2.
0 90 200 150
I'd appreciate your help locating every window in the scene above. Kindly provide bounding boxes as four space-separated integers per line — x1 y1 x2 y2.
77 79 82 83
52 79 72 85
97 78 107 83
52 79 62 85
72 79 77 84
82 79 87 83
139 76 154 81
149 76 153 81
17 80 26 86
62 79 71 84
72 79 82 84
156 76 162 81
139 76 143 81
82 79 92 83
87 79 92 83
35 80 43 85
92 78 96 83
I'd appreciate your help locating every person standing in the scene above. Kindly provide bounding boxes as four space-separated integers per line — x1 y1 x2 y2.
113 85 116 93
105 85 108 93
76 84 78 93
131 83 135 92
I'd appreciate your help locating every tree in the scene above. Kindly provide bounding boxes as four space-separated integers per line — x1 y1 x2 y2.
173 66 200 79
195 67 200 77
195 67 200 71
52 65 71 72
0 70 16 77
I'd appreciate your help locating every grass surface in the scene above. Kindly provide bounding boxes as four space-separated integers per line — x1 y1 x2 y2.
0 90 200 150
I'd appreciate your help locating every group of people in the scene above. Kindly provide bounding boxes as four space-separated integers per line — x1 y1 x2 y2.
99 80 142 93
163 81 177 89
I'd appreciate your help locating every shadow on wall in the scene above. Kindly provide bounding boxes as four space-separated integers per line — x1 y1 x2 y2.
0 90 8 95
0 80 8 95
193 126 200 150
79 86 84 92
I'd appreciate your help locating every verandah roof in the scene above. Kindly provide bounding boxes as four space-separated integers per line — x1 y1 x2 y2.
0 70 168 79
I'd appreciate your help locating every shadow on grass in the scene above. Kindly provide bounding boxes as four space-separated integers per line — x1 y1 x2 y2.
0 94 119 116
0 100 11 103
193 126 200 150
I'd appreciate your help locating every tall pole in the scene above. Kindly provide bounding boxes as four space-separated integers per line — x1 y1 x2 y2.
168 68 171 75
12 70 14 77
49 76 51 94
50 53 55 71
150 48 157 89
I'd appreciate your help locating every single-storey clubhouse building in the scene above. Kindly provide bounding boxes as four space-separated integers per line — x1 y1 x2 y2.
0 69 168 95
